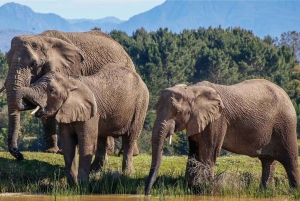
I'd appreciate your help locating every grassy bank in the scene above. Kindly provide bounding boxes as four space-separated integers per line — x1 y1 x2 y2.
0 151 299 199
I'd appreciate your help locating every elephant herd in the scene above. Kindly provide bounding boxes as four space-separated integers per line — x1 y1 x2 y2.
1 30 299 194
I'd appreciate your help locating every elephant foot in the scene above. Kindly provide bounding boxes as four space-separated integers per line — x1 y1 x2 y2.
56 149 63 155
9 148 24 160
90 162 103 173
123 167 135 175
42 146 60 154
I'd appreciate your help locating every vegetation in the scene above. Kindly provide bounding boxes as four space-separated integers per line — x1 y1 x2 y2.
0 27 300 197
0 151 299 199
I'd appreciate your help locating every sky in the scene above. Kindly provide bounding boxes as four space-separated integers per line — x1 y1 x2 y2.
0 0 165 20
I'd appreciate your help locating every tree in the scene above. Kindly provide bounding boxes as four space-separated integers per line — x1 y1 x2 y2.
279 31 300 63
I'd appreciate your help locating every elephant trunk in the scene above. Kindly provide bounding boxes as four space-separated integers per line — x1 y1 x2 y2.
5 65 32 160
145 117 175 195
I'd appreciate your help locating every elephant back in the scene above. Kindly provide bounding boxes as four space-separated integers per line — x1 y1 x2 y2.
40 30 136 75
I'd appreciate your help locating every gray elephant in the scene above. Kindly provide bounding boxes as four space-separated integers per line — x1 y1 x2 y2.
23 63 149 184
145 79 300 195
3 30 135 160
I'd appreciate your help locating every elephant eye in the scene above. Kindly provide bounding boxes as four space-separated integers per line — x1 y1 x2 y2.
31 42 38 49
175 111 181 115
49 88 57 96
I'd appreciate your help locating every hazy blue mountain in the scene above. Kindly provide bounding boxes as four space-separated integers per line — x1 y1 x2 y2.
0 2 79 33
0 29 33 53
67 17 124 31
118 0 300 38
1 1 300 53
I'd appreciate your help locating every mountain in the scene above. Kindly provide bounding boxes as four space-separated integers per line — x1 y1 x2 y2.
0 2 122 53
0 2 79 33
67 17 124 32
119 0 300 38
0 29 33 53
1 1 300 53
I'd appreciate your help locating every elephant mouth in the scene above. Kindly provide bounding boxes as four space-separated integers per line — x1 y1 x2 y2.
22 97 43 115
19 98 37 111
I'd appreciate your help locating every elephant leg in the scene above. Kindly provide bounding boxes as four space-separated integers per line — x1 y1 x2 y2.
274 125 300 188
106 136 115 155
259 157 275 189
185 136 200 187
187 119 227 187
60 124 78 185
91 136 107 172
76 120 97 188
118 139 139 156
122 134 135 174
42 117 59 153
278 155 300 188
133 141 140 156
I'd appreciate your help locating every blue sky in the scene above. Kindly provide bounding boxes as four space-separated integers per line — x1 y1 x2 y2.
0 0 165 20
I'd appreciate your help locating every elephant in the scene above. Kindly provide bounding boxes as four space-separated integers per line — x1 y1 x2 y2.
3 29 136 160
145 79 300 195
22 63 149 184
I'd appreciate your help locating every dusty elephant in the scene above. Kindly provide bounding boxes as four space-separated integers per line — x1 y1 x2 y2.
145 79 300 195
23 63 149 184
3 30 136 160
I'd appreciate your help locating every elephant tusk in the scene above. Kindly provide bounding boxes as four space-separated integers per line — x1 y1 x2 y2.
169 135 172 146
31 106 40 115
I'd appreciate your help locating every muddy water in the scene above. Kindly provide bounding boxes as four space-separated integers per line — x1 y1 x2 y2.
0 194 288 201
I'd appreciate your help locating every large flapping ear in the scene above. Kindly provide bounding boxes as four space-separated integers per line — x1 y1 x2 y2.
44 37 84 73
55 84 97 123
186 86 224 137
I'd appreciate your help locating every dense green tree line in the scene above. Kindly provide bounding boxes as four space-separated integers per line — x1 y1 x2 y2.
0 27 299 155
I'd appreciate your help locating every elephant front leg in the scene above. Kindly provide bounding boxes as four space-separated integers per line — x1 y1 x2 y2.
121 135 135 174
91 136 107 172
76 121 98 188
187 119 227 188
42 117 59 153
60 124 78 185
259 157 276 189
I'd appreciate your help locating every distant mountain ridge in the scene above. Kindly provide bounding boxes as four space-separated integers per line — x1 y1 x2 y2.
0 1 300 52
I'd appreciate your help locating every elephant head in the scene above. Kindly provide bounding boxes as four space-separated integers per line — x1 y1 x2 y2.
26 72 97 123
145 84 224 195
4 35 84 159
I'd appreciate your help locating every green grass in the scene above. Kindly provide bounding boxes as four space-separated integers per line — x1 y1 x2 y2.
0 151 299 199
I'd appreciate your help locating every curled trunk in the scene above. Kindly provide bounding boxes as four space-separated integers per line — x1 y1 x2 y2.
145 117 175 195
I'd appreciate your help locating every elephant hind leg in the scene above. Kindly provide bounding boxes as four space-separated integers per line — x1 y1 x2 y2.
259 157 276 189
121 134 136 174
278 158 300 188
118 140 139 157
91 136 107 172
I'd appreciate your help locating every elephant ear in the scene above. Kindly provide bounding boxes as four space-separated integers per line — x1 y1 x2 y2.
186 86 224 137
44 37 84 74
55 85 97 123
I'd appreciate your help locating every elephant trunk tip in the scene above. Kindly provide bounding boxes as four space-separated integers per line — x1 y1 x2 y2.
9 147 24 160
145 168 158 196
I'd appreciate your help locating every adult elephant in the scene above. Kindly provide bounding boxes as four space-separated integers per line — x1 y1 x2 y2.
145 79 300 195
3 30 136 160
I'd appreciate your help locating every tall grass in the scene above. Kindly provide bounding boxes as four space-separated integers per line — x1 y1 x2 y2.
0 151 300 199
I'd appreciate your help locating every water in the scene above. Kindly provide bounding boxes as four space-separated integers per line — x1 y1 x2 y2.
0 194 289 201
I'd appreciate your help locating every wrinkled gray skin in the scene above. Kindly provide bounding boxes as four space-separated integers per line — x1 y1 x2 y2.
22 63 149 185
145 79 300 195
4 30 135 160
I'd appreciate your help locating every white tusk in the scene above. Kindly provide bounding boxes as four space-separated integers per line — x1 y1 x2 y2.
169 135 172 146
31 106 40 115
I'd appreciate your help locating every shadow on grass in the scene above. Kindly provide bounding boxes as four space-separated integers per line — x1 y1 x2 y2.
0 154 65 193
